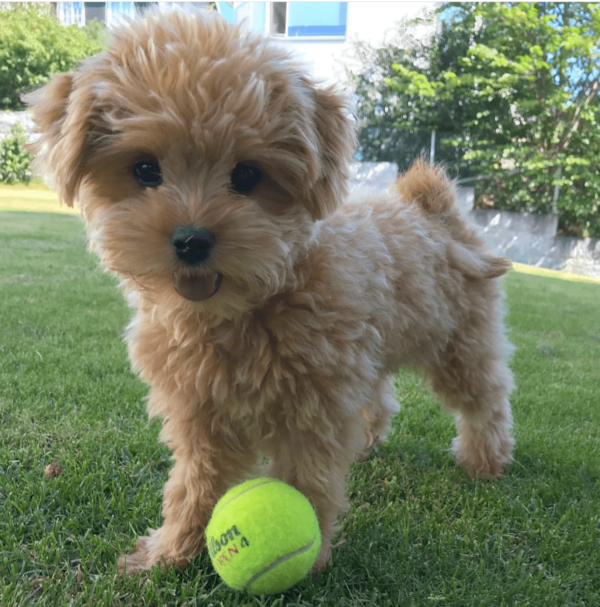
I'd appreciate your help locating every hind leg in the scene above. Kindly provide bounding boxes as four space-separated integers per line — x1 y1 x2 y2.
359 376 401 458
426 324 515 478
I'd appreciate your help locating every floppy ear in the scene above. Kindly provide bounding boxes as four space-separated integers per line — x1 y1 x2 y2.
23 72 94 207
303 86 356 221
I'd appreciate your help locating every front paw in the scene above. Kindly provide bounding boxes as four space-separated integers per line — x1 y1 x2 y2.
118 533 156 575
117 528 189 575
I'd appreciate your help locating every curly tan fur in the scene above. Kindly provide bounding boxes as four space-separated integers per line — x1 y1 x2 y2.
25 9 514 575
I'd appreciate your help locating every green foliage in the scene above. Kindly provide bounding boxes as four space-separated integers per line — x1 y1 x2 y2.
0 5 105 110
353 3 600 238
0 125 31 184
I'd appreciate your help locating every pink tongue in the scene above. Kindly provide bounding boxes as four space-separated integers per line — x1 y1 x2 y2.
173 272 222 301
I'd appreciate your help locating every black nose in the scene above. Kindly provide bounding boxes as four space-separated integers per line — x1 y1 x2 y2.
171 226 215 265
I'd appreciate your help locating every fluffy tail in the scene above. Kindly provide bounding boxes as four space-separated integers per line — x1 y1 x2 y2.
396 158 457 215
396 159 511 280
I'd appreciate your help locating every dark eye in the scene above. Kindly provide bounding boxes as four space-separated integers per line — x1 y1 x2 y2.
230 163 262 194
133 160 162 188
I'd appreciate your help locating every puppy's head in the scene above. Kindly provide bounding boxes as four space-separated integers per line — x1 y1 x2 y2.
25 10 355 317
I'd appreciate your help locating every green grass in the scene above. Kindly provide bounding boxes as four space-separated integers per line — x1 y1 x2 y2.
1 188 600 606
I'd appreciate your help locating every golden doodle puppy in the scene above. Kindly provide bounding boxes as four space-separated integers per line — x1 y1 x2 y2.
26 10 514 575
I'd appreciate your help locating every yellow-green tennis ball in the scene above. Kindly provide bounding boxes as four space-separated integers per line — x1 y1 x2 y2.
205 477 321 595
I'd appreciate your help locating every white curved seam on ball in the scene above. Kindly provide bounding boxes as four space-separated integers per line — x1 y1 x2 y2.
243 534 318 590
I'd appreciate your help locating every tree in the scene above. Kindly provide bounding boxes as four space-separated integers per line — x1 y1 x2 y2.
0 5 105 110
353 3 600 238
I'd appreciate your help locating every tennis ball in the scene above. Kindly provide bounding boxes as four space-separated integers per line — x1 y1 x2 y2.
205 477 321 595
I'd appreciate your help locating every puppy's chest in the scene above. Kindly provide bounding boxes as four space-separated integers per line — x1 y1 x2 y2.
193 318 335 412
152 307 378 421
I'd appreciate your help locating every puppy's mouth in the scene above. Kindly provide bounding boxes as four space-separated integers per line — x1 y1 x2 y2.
172 270 223 302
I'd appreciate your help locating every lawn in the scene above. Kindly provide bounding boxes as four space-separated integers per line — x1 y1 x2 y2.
1 188 599 606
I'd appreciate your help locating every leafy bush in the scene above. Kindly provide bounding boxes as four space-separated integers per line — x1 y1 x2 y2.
0 5 105 110
0 125 32 184
353 3 600 238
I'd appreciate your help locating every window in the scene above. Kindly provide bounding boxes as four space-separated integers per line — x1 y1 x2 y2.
269 2 347 38
218 2 347 38
286 2 347 37
85 2 107 24
270 2 286 35
57 2 85 26
270 2 348 38
217 2 266 33
107 2 136 26
217 1 235 22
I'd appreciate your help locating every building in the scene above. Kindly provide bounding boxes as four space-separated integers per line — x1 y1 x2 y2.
214 2 436 85
55 2 210 28
55 2 436 85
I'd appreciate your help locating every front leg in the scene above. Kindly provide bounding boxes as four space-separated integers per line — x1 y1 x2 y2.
118 406 257 575
267 413 367 570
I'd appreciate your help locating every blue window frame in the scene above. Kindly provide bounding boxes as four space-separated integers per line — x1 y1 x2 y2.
287 2 347 37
